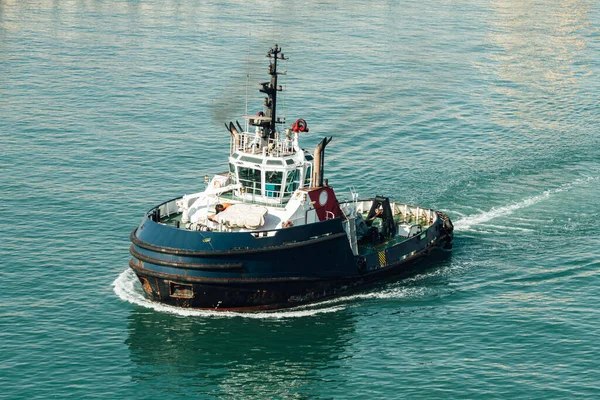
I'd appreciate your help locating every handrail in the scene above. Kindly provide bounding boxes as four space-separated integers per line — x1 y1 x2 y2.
232 131 296 157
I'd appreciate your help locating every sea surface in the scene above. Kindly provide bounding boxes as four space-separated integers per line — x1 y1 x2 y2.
2 0 599 398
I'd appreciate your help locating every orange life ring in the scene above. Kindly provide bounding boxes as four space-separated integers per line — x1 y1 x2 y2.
283 220 293 228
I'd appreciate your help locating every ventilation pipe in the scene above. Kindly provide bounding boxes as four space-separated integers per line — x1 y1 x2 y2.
312 137 332 187
225 121 240 153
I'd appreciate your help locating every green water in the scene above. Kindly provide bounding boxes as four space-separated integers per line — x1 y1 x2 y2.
2 0 599 398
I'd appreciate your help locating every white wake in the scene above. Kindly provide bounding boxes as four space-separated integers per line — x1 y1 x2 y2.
453 176 598 231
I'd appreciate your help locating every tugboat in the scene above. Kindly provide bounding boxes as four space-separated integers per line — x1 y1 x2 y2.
129 45 454 311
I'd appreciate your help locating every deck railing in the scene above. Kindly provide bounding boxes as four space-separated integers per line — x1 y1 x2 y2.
231 131 295 157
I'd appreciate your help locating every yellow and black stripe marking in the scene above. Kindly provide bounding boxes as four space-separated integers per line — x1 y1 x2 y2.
378 251 387 268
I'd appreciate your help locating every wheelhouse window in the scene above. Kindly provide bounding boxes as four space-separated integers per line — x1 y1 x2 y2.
285 169 301 196
238 167 261 195
304 165 312 187
265 170 283 198
229 163 237 184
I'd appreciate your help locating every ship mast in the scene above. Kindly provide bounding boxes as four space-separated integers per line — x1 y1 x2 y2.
258 44 286 139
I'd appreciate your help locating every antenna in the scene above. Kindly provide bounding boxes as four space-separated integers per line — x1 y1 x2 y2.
259 44 287 138
244 34 251 132
281 57 287 125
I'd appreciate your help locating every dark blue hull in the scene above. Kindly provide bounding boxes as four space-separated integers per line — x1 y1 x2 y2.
129 208 453 311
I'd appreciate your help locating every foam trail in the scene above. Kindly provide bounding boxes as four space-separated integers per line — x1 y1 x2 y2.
453 176 598 232
112 269 346 319
306 285 429 308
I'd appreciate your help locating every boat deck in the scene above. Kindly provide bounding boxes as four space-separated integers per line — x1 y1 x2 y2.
356 211 433 255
